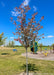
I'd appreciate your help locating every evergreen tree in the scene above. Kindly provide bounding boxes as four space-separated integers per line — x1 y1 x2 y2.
0 32 7 46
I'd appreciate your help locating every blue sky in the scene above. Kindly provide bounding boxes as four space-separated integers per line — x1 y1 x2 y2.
0 0 54 46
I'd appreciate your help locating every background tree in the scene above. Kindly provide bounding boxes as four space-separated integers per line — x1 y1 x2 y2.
52 44 54 53
11 41 15 47
49 46 52 53
11 2 44 75
0 32 7 46
52 44 54 46
39 43 43 52
8 41 11 47
8 40 15 47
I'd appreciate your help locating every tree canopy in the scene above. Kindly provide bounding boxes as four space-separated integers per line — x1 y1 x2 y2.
11 2 44 48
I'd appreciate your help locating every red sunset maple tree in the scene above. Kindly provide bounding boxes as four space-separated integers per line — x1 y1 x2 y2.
11 2 44 75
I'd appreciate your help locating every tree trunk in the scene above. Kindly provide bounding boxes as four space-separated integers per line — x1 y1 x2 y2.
26 47 28 75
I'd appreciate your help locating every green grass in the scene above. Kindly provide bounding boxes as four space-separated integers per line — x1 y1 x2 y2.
0 47 54 75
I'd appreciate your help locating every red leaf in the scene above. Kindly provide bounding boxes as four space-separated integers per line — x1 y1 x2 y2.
14 39 18 41
42 37 44 39
12 32 15 35
41 16 44 19
41 26 43 28
32 12 38 17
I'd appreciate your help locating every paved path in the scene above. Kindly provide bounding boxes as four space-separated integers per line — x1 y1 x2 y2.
20 72 33 75
22 51 54 61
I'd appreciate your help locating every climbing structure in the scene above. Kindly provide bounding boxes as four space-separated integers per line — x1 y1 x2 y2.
34 42 38 53
30 41 38 53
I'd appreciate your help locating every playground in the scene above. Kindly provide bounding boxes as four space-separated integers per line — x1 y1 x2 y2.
21 41 54 61
22 51 54 61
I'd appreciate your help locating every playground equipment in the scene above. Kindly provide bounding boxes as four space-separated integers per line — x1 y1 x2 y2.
43 51 48 56
30 41 38 54
43 48 48 56
13 49 17 52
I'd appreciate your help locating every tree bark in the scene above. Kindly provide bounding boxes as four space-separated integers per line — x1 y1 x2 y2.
26 47 28 75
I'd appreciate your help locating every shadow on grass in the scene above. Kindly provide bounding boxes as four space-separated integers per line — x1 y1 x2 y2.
21 63 39 72
1 53 10 55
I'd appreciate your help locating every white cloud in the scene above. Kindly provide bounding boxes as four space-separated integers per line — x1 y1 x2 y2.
10 37 14 39
11 11 19 16
47 35 54 38
23 0 30 6
11 0 30 16
11 10 21 16
44 35 54 38
1 1 5 7
11 8 21 16
33 6 37 11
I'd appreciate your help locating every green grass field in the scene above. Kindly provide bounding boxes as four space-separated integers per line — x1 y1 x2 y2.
0 47 54 75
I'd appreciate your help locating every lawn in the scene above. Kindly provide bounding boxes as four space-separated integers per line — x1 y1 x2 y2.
0 47 54 75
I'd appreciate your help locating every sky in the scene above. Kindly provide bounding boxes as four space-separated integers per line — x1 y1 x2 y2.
0 0 54 46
